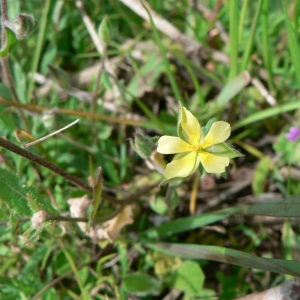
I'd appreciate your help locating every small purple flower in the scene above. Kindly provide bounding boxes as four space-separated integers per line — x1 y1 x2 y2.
286 127 300 141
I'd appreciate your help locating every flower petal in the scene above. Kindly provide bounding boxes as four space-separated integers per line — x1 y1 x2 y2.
164 152 199 179
286 127 300 141
179 106 201 145
157 136 192 154
200 151 229 173
202 121 231 148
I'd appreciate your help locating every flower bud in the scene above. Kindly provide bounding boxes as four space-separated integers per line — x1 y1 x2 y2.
31 210 47 228
13 13 37 40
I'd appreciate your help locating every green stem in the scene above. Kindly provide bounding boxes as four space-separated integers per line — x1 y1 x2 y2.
58 239 91 299
240 0 264 71
261 0 275 91
228 0 239 79
27 0 51 101
140 0 184 104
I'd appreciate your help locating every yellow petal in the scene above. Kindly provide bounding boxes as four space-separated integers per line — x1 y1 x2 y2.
157 136 192 154
164 152 199 179
202 121 231 148
200 152 230 173
180 107 201 145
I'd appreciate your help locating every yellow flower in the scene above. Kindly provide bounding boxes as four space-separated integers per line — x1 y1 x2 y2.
157 106 241 180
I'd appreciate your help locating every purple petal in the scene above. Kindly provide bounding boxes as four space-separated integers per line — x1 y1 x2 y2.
286 127 300 141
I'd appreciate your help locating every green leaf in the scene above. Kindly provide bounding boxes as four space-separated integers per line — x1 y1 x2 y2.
101 71 113 90
177 103 189 141
203 142 243 158
27 193 41 213
122 272 161 296
148 243 300 277
0 27 18 58
0 169 35 216
142 206 242 239
233 101 300 130
0 82 13 100
23 221 51 243
202 117 216 136
171 260 204 296
150 196 168 215
0 169 55 216
243 196 300 217
282 2 300 89
252 156 271 195
130 133 157 159
88 167 103 229
0 104 16 133
126 52 164 101
159 176 184 187
48 64 71 89
217 71 251 106
98 15 111 45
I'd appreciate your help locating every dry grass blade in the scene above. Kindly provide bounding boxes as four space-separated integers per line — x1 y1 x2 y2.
24 119 79 147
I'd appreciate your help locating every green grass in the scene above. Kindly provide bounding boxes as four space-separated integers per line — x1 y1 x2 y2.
1 0 300 299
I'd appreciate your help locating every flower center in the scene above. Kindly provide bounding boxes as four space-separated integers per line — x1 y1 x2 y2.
191 143 202 153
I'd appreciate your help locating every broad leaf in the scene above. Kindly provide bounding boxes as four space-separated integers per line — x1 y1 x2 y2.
0 168 54 216
123 272 161 296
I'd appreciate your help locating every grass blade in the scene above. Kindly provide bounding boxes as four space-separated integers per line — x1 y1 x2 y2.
228 0 239 79
148 243 300 277
240 0 264 71
282 1 300 89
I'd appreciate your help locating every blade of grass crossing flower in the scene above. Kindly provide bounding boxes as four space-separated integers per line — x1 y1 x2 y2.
240 0 264 71
147 243 300 277
282 1 300 89
261 0 276 91
140 1 184 104
228 0 239 79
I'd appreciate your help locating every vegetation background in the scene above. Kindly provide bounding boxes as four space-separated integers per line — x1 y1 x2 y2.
1 0 300 299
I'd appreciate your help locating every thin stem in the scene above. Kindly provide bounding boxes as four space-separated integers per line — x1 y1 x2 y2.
0 137 158 205
140 0 184 104
0 97 145 127
1 0 7 22
47 206 121 224
0 136 92 192
47 215 88 222
228 0 239 79
1 0 28 129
